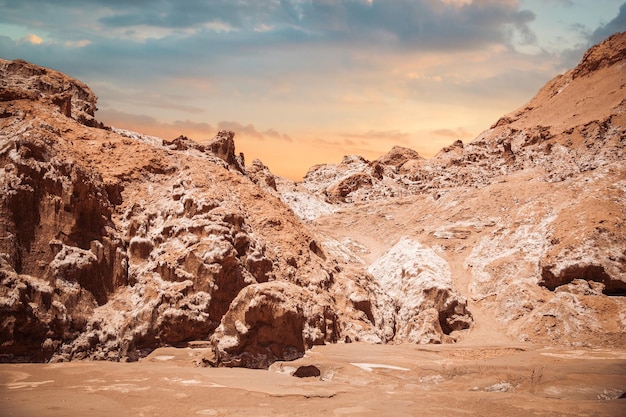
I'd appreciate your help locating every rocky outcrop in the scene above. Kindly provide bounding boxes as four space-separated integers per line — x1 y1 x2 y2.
376 146 423 169
572 31 626 79
209 281 339 368
367 238 472 344
327 172 373 202
206 130 245 173
0 58 100 127
0 58 393 365
246 159 278 192
0 109 127 361
1 32 625 366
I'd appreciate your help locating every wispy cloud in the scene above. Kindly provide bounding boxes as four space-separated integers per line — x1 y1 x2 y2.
431 127 473 139
341 129 412 145
217 121 293 142
98 109 214 140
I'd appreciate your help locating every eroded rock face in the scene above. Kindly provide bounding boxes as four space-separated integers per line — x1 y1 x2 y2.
0 110 127 360
367 238 472 343
376 146 423 169
0 58 390 365
246 159 278 192
210 281 339 368
206 130 245 173
0 58 100 126
327 172 373 202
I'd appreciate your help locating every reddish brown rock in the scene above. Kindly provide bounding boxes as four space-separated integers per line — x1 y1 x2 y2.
376 145 423 168
209 281 339 368
1 32 625 367
326 172 373 202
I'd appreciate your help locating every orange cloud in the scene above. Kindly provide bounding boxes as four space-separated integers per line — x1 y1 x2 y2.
20 34 43 45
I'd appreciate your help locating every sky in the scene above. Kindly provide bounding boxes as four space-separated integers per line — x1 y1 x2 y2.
0 1 625 179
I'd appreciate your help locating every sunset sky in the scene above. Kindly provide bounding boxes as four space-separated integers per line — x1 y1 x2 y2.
1 1 625 179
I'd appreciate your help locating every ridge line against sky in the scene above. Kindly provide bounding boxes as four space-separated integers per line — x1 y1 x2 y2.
1 0 625 180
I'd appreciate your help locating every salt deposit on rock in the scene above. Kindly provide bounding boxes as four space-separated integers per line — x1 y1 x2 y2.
0 57 387 364
1 32 625 367
367 237 472 343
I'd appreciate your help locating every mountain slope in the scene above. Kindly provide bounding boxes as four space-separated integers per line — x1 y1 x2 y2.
284 32 626 348
1 32 624 367
285 32 626 208
0 59 402 366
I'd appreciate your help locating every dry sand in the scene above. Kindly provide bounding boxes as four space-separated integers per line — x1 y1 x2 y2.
2 342 625 417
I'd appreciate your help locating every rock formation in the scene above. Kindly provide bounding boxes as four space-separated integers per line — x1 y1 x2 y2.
0 58 391 365
1 32 625 367
286 33 626 207
282 32 626 349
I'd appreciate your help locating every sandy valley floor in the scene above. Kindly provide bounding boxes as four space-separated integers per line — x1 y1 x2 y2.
1 342 625 417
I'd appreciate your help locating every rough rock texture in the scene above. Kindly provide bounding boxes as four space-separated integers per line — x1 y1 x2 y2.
210 281 339 368
376 145 423 169
1 32 625 366
367 238 472 344
0 58 389 365
280 32 626 349
0 59 100 127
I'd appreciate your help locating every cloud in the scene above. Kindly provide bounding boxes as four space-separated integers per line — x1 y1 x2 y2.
65 39 91 48
431 127 472 139
19 33 43 45
341 129 412 145
1 0 536 50
298 0 535 50
547 2 626 70
0 0 542 96
98 109 214 140
590 2 626 45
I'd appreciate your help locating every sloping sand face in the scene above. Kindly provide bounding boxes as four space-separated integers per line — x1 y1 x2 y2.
2 343 625 417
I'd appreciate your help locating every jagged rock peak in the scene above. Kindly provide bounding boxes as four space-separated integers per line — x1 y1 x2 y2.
0 58 100 127
206 130 245 173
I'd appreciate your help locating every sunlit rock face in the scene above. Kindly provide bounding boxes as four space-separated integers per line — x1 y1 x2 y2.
0 58 390 364
1 32 625 366
277 32 626 350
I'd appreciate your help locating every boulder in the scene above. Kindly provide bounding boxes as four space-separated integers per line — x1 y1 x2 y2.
367 238 472 343
209 282 339 368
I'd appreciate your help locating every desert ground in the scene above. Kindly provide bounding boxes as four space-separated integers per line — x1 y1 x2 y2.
2 341 625 417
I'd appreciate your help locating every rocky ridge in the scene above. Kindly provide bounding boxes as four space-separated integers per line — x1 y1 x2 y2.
1 32 625 367
285 33 626 210
0 57 463 367
283 32 626 348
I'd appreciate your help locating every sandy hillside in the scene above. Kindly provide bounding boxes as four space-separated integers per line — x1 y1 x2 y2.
282 31 626 350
